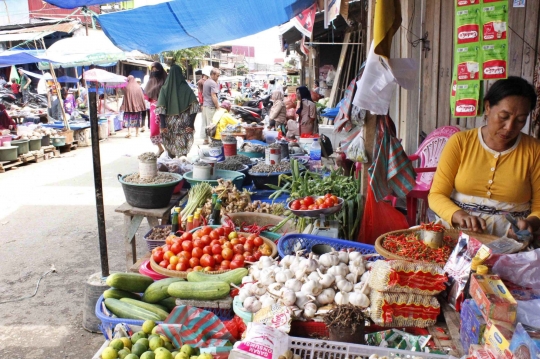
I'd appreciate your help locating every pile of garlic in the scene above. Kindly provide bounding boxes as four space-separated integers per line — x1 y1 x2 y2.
19 127 58 141
236 250 375 319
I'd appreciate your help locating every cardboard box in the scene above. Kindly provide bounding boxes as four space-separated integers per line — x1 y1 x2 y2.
470 274 517 324
483 320 515 359
509 323 540 359
461 299 487 352
469 344 497 359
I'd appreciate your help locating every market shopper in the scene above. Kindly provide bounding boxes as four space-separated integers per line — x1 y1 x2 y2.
196 72 208 106
18 68 31 103
136 77 146 132
429 76 540 238
144 62 168 155
201 68 220 144
62 88 76 115
10 79 21 100
211 100 238 140
268 90 287 133
120 75 146 138
0 104 16 130
296 86 317 136
156 64 200 157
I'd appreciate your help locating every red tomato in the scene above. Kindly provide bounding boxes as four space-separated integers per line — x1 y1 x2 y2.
222 242 233 249
193 230 203 238
192 239 202 249
233 244 245 254
253 237 264 247
244 242 254 252
181 232 193 241
290 200 301 210
159 260 168 268
209 231 220 240
186 268 193 273
201 226 213 236
176 262 189 271
325 193 332 198
230 238 240 246
162 244 171 252
222 248 234 260
203 246 213 255
201 235 211 246
164 250 175 261
181 240 193 252
233 253 244 262
213 253 223 264
192 247 204 258
169 256 179 266
219 238 227 245
303 196 314 206
152 250 164 263
319 203 329 209
308 204 317 210
245 255 255 262
324 198 334 207
171 242 182 255
215 227 225 236
315 198 325 206
178 257 190 265
200 254 215 268
229 260 243 270
210 239 220 246
167 264 174 270
204 266 213 272
189 257 200 267
253 251 262 260
222 227 233 237
193 266 204 272
300 205 308 210
179 250 191 260
238 236 246 244
331 195 339 204
212 244 223 255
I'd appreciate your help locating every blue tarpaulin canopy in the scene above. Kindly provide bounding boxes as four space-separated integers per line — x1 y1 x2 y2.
0 50 55 68
95 0 313 54
44 0 111 8
57 75 80 83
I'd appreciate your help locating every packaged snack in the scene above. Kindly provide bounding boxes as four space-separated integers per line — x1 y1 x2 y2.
469 344 497 359
509 323 540 359
484 319 515 359
369 259 448 296
454 81 481 117
457 0 480 6
461 299 488 353
369 291 440 328
470 274 517 324
365 329 431 351
482 41 507 80
456 6 481 44
230 322 289 359
456 44 482 81
482 4 507 41
252 303 292 333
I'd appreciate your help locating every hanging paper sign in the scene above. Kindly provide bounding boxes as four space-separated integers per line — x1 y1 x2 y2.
457 0 480 6
456 6 481 44
327 0 342 25
456 44 482 81
482 41 507 79
482 4 507 41
454 81 481 117
292 3 317 38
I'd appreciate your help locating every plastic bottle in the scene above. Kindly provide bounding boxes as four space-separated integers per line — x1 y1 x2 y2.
186 215 194 232
465 257 483 300
193 210 201 228
171 208 179 234
309 138 322 169
208 199 222 226
175 207 182 232
476 265 489 275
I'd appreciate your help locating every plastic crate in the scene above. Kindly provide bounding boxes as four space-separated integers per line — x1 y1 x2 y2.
233 296 253 324
249 189 289 204
278 233 378 258
143 225 170 251
288 336 449 359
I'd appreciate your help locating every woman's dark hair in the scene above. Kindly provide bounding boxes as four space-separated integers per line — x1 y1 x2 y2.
484 76 537 112
269 79 275 85
99 94 105 100
151 62 166 80
296 86 313 116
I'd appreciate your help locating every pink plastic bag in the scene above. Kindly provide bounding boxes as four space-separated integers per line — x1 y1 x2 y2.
492 248 540 289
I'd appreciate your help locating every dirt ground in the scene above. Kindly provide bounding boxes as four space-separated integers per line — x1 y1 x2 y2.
0 117 206 358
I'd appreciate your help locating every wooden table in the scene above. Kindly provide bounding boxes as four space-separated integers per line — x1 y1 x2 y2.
115 191 187 270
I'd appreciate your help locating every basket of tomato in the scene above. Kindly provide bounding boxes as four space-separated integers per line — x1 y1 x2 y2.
149 225 277 278
287 193 343 218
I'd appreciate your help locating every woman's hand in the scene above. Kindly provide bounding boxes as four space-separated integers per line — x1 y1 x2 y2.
452 210 487 233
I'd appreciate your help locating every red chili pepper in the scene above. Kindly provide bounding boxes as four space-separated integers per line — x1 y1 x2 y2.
382 232 456 264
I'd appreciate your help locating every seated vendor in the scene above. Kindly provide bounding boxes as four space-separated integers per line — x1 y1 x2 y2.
428 76 540 237
212 100 238 140
0 104 16 130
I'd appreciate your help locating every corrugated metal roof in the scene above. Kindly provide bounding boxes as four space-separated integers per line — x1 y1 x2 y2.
0 22 79 35
0 32 54 42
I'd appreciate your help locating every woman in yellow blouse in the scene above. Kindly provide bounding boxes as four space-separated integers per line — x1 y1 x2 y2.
428 76 540 237
212 100 238 140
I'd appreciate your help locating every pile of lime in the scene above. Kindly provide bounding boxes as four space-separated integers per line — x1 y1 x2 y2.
100 320 209 359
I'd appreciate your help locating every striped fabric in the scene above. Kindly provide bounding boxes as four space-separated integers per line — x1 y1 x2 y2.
334 78 357 131
368 115 416 201
157 305 235 350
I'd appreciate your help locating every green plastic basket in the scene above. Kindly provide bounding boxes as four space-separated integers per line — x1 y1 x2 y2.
233 296 253 324
237 151 264 158
183 169 245 189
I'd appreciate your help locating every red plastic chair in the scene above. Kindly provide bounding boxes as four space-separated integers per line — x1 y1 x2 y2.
405 126 460 226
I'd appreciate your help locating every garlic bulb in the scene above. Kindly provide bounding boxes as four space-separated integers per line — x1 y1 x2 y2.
285 278 303 292
317 269 335 288
307 271 321 282
327 264 348 277
295 292 315 309
299 254 318 273
349 292 370 307
242 275 254 284
258 256 274 269
319 252 340 267
259 268 276 285
260 294 276 307
360 271 371 283
280 254 295 268
281 288 297 306
337 250 349 264
354 282 370 295
316 288 336 305
348 261 366 277
303 302 317 319
336 278 353 292
346 272 358 284
275 269 293 283
295 268 307 280
243 296 262 313
335 291 350 305
268 283 283 297
348 251 363 263
250 267 261 281
250 282 267 297
237 288 250 302
301 280 323 296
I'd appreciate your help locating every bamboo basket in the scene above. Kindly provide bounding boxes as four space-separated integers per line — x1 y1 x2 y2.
150 233 277 278
374 228 499 264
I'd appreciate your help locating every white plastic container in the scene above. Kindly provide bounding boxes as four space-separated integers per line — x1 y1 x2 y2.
265 146 281 165
139 159 158 180
264 130 278 144
98 121 108 140
193 163 212 180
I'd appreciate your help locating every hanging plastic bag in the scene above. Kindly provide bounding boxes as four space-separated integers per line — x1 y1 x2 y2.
326 68 336 86
492 248 540 289
358 186 409 245
346 129 368 163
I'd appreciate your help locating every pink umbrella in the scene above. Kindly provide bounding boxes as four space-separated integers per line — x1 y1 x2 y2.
83 68 127 88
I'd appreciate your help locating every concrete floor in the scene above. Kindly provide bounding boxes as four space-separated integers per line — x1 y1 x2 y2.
0 117 208 358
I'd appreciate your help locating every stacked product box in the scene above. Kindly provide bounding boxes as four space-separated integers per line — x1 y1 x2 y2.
460 299 487 353
509 323 540 359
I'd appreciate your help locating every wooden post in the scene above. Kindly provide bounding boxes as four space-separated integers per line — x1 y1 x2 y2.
48 63 69 130
328 32 351 108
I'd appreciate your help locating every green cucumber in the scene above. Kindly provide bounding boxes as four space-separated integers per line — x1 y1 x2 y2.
104 298 161 321
103 288 141 300
186 268 247 285
106 273 154 293
119 298 170 320
142 278 184 303
167 281 230 300
158 297 177 311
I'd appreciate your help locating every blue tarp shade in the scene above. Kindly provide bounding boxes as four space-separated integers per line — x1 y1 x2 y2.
43 0 111 8
57 75 80 83
96 0 313 54
0 50 54 68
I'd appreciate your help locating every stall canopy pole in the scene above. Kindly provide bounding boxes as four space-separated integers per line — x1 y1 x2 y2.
90 85 109 277
48 63 69 130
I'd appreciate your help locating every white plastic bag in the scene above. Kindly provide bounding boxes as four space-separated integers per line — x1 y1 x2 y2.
492 248 540 289
326 68 336 86
230 323 288 359
517 300 540 328
346 129 368 163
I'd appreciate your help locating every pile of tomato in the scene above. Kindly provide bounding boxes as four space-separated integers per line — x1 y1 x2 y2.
289 193 340 211
151 225 273 272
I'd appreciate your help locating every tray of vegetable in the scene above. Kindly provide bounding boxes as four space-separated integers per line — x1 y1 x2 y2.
287 193 343 217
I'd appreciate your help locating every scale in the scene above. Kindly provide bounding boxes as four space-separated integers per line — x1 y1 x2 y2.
288 196 344 239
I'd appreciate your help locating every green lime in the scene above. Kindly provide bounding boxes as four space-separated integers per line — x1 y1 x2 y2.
152 326 160 335
131 331 147 345
155 348 173 359
110 338 125 351
180 345 194 356
132 342 147 357
149 336 165 351
171 352 179 358
141 351 156 359
101 347 118 359
125 354 140 359
118 348 131 359
142 320 157 334
175 353 189 359
121 337 133 350
164 342 174 351
137 338 150 350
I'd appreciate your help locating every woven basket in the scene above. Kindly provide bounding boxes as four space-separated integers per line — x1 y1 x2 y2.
374 228 499 264
150 233 277 278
